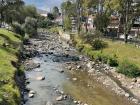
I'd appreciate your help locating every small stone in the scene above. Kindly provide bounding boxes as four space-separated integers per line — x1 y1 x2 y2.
28 93 34 98
56 95 63 101
77 65 81 69
74 101 78 104
132 78 137 82
72 78 77 81
88 69 94 73
36 76 45 81
29 90 36 94
132 98 139 104
59 70 64 73
125 93 130 98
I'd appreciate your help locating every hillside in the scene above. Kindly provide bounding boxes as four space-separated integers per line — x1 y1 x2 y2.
0 28 22 105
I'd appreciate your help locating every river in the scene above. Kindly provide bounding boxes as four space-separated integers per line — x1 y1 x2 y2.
23 32 135 105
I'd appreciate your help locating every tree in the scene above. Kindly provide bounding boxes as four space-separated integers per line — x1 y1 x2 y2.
0 0 24 26
104 0 140 43
94 13 110 33
80 0 98 32
47 13 55 20
61 1 77 31
52 6 60 18
23 17 37 37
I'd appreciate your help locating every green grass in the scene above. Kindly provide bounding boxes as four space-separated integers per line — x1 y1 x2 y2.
102 39 140 68
73 35 140 69
0 28 21 105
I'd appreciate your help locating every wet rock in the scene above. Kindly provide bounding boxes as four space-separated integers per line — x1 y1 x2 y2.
73 101 78 104
86 62 92 69
132 78 137 83
56 95 63 101
77 65 81 69
29 90 36 94
72 78 77 81
46 101 53 105
67 66 72 70
132 98 139 104
88 69 95 73
125 93 130 98
28 93 34 98
137 78 140 83
36 76 45 81
59 70 64 73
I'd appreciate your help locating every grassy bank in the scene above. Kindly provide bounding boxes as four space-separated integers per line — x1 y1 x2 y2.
72 34 140 77
0 28 22 105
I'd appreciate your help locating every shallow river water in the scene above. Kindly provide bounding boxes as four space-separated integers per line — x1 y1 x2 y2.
24 53 135 105
25 32 136 105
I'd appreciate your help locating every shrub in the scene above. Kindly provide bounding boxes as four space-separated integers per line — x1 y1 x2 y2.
12 22 25 36
94 52 109 63
118 60 140 78
76 44 84 52
108 55 118 67
23 17 37 37
91 39 108 50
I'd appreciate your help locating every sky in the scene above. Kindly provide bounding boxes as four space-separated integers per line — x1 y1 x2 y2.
24 0 63 11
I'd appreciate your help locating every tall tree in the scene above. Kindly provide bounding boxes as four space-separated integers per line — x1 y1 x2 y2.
52 6 60 18
104 0 140 43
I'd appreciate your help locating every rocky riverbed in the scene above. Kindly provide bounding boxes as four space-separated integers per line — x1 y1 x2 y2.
21 31 139 105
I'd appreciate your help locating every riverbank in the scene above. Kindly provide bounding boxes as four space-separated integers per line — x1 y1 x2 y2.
0 28 22 105
21 29 138 105
68 33 140 104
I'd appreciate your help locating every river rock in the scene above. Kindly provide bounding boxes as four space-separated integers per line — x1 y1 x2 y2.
72 78 77 81
77 65 81 69
132 98 139 104
29 90 36 94
56 95 63 101
36 76 45 80
88 69 95 73
132 78 137 82
137 78 140 83
59 70 64 73
125 93 130 98
28 93 34 98
86 62 92 69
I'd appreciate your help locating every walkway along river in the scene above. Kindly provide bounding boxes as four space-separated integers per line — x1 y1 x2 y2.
22 31 137 105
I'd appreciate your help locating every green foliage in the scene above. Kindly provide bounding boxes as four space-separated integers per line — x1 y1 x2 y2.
23 17 37 37
47 13 55 20
38 18 55 28
12 22 25 36
82 30 103 44
52 6 60 18
91 39 108 50
118 60 140 78
94 13 110 33
17 65 24 76
64 16 72 31
108 55 118 67
0 29 21 105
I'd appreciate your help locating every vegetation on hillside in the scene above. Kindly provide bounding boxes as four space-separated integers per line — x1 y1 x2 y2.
0 29 21 105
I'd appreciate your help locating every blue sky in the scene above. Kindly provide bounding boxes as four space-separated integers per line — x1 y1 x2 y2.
24 0 63 11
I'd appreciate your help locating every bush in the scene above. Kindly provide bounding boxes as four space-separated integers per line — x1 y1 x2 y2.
94 52 109 63
23 17 37 37
12 22 25 36
118 60 140 78
91 39 108 50
108 55 118 67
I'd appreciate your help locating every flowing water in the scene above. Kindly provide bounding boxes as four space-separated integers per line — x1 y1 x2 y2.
24 32 136 105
